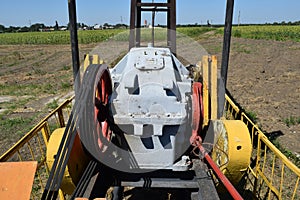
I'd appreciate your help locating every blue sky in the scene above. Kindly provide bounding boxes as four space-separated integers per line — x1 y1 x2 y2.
1 0 299 27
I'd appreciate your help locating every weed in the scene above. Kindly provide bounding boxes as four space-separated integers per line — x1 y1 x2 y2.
13 51 24 60
8 104 17 110
233 30 242 37
8 62 16 67
42 83 57 94
0 116 34 138
270 138 300 168
61 81 72 89
0 83 38 96
1 117 26 127
47 99 59 110
49 123 60 133
245 110 257 123
177 27 215 38
62 65 70 71
283 116 300 127
234 43 251 54
0 96 31 113
32 67 47 75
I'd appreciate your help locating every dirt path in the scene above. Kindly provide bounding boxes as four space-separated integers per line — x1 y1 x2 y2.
226 38 300 155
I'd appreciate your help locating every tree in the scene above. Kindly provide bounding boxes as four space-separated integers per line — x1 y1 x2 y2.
7 26 19 33
207 20 211 27
55 21 59 31
0 24 5 33
280 21 286 25
19 26 30 32
115 23 128 29
103 23 111 29
30 23 45 32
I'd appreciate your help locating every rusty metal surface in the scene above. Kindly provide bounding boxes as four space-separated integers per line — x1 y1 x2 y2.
0 161 37 200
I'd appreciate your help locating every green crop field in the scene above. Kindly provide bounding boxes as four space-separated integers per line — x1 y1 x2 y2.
230 25 300 42
0 27 214 45
0 29 124 45
0 25 299 45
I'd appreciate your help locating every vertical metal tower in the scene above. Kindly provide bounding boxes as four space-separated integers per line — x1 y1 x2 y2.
129 0 176 54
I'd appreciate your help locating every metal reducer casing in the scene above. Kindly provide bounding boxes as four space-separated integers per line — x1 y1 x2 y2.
110 47 192 170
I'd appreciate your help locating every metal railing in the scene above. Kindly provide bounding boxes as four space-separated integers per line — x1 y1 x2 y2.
225 94 300 200
0 97 73 200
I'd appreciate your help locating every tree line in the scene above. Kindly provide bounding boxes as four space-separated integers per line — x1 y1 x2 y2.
1 20 299 33
0 21 129 33
0 21 62 33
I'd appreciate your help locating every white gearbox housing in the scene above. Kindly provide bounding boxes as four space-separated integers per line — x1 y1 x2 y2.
110 47 192 170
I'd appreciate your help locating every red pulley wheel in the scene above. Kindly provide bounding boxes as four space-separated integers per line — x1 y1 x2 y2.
77 64 113 159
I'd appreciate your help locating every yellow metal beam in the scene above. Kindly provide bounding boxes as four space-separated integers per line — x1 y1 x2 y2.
83 54 104 72
83 54 90 71
210 55 218 120
41 122 50 146
92 54 99 64
202 56 209 126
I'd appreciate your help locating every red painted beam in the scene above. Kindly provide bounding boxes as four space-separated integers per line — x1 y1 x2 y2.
198 145 244 200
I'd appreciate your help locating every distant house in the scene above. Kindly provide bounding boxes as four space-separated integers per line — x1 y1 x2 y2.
103 25 114 29
60 27 67 31
93 24 102 30
82 26 89 30
39 28 55 32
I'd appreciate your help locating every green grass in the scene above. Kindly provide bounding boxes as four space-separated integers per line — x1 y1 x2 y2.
233 43 251 54
111 27 215 42
271 138 300 168
0 116 34 138
0 82 62 96
0 83 39 96
245 110 258 123
113 28 168 42
283 116 300 127
0 116 30 128
47 99 59 110
178 27 216 38
61 81 72 89
62 65 70 71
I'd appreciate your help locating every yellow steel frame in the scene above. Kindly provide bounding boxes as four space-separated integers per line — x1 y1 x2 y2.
83 54 103 71
201 55 218 125
0 97 73 200
225 95 300 200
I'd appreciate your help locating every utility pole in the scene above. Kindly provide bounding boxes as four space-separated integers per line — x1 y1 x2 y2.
151 0 155 46
238 10 241 26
